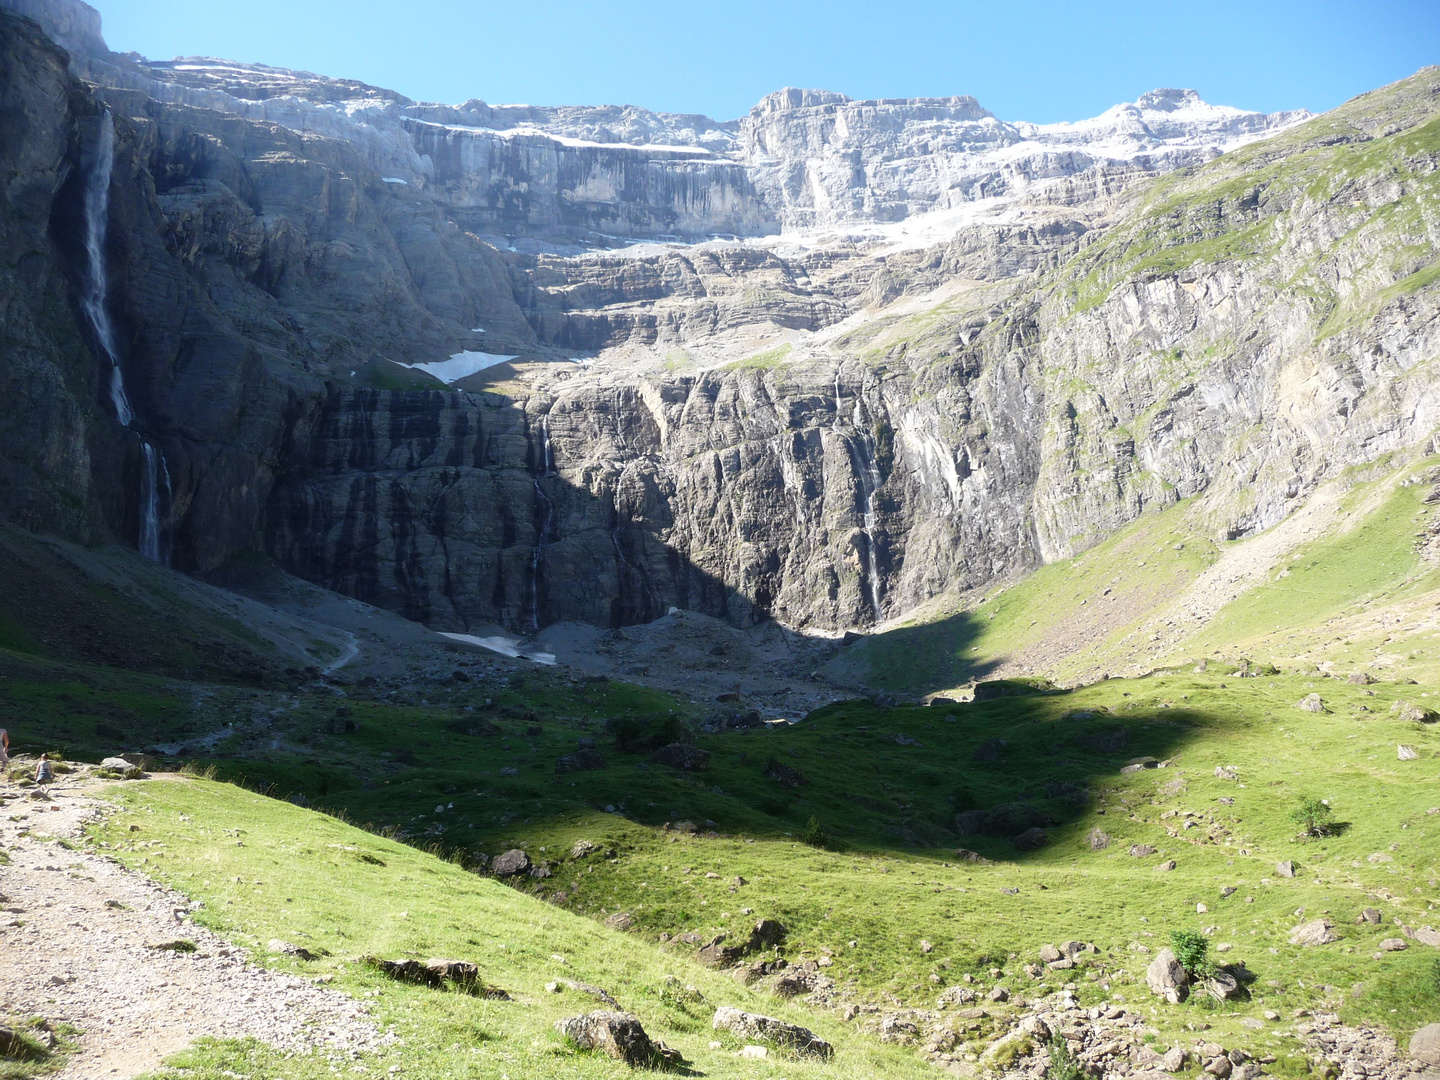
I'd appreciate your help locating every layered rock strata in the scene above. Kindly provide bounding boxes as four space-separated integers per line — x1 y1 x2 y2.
1 0 1437 642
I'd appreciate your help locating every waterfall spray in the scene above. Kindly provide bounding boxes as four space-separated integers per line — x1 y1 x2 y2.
81 110 170 563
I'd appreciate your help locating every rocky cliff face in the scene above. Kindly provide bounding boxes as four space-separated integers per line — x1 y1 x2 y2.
2 0 1437 642
5 0 1309 243
737 86 1310 230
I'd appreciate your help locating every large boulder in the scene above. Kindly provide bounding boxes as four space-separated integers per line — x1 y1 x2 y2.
491 849 531 876
555 1011 679 1067
1013 827 1048 851
697 935 745 968
747 918 787 950
1410 1024 1440 1066
1289 919 1339 946
650 743 711 770
712 1007 833 1060
1145 948 1190 1003
954 809 988 836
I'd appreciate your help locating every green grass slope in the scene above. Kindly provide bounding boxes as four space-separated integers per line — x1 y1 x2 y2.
92 778 934 1080
845 453 1440 697
65 662 1440 1078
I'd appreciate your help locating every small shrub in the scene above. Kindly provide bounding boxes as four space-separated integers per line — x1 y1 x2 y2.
801 816 830 849
988 1035 1033 1070
1289 794 1335 839
610 713 687 752
1047 1039 1085 1080
1170 929 1211 979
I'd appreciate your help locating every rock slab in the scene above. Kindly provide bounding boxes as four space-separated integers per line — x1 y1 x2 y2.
712 1007 833 1060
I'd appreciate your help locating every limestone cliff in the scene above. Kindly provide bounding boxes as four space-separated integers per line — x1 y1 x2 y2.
1 0 1437 643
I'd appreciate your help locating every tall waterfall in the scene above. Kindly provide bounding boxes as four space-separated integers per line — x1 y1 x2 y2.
82 111 133 427
81 110 169 564
527 416 557 631
833 370 885 623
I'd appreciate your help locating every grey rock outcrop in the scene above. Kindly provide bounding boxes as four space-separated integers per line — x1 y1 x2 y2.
1289 919 1339 946
1145 948 1189 1003
1411 1024 1440 1066
712 1006 833 1060
490 849 530 876
554 1011 673 1067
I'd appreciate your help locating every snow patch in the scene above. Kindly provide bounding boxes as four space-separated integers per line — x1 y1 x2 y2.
438 632 556 665
389 351 518 384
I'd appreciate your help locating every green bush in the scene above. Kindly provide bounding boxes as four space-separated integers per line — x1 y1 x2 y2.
1170 929 1211 979
1289 794 1335 838
950 785 979 811
801 816 831 849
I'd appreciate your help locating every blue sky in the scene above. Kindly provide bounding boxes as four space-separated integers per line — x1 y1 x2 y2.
93 0 1438 122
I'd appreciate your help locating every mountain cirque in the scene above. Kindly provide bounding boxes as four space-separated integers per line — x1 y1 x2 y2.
1 0 1438 643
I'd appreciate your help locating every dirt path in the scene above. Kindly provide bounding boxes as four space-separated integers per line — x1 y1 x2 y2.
0 772 390 1079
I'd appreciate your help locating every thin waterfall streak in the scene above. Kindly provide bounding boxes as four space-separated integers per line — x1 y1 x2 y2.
82 111 134 426
139 442 160 562
158 451 172 566
848 386 885 622
83 111 172 563
527 477 556 632
541 415 555 475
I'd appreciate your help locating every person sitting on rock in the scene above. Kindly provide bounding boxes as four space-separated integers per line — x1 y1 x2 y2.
34 753 54 785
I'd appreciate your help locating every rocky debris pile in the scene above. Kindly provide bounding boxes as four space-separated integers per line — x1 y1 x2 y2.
1036 940 1097 972
1303 1012 1435 1080
555 1011 683 1068
712 1007 833 1060
363 956 509 998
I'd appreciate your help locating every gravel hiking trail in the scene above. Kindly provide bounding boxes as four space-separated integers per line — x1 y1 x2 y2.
0 771 389 1079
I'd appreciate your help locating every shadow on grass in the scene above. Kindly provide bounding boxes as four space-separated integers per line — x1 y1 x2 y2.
193 679 1208 868
834 606 1001 695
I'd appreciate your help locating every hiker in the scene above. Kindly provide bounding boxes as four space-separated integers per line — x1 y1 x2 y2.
34 752 53 785
0 728 8 773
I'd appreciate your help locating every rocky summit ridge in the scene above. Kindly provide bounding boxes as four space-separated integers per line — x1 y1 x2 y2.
0 0 1436 647
13 0 1308 244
